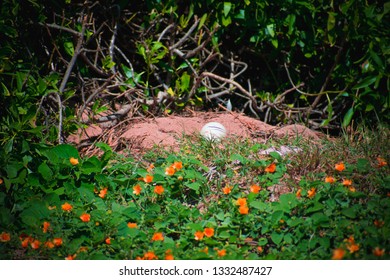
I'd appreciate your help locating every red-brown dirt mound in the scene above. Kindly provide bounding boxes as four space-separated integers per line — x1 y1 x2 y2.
68 111 323 155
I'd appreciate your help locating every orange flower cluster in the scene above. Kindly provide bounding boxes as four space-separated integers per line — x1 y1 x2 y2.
215 248 226 257
151 232 164 241
236 198 249 214
372 247 385 257
42 221 51 233
222 186 232 194
0 232 10 242
335 162 345 172
165 161 183 176
344 235 360 254
264 162 276 173
296 188 302 198
325 176 336 184
133 185 142 195
307 188 316 198
98 187 108 198
61 202 73 212
154 185 164 195
332 248 345 260
194 227 215 240
65 254 77 260
250 184 261 194
137 251 158 260
377 157 387 168
127 222 137 229
165 249 174 260
69 157 79 165
80 213 91 222
143 174 153 183
105 237 111 245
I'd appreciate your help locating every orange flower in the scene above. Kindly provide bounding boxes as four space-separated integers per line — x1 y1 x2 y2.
239 205 249 215
165 166 175 176
154 185 164 195
61 202 73 212
332 248 345 260
0 232 11 242
0 178 3 184
236 197 247 207
21 236 33 248
152 232 164 241
257 246 264 253
296 188 302 198
42 222 50 233
307 188 316 198
222 186 232 194
348 186 356 192
143 251 158 260
69 157 79 165
250 184 261 193
165 249 174 260
204 228 214 238
194 231 204 241
374 220 384 228
216 249 226 257
105 237 111 245
30 239 41 250
373 247 385 257
335 162 345 172
127 222 137 229
52 237 63 247
172 161 183 170
80 213 91 222
345 235 355 244
44 241 55 249
347 243 359 253
98 187 108 198
342 179 352 186
325 176 336 183
201 247 209 254
133 185 142 195
265 162 276 173
377 157 387 168
143 175 153 183
65 254 77 260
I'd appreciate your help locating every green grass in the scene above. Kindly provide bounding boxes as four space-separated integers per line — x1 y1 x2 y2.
0 125 389 260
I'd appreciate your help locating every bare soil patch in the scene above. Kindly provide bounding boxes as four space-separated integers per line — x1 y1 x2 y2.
68 111 323 156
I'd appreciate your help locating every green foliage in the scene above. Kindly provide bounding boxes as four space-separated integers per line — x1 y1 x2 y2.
1 130 389 260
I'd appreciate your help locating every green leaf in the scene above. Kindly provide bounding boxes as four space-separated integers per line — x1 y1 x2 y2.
186 181 201 192
271 232 284 245
342 107 354 127
306 202 324 214
311 212 330 226
352 76 377 90
266 24 275 37
38 162 53 181
223 2 232 17
64 41 74 56
341 207 357 218
271 210 284 224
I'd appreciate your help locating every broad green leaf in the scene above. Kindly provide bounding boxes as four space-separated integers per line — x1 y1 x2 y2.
266 24 275 37
341 206 357 218
223 2 232 17
38 162 53 181
64 41 74 56
342 107 354 127
270 232 284 245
